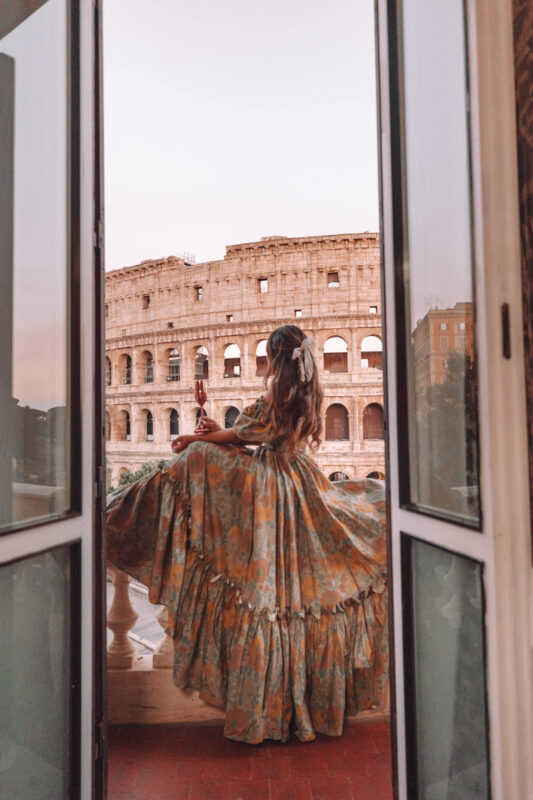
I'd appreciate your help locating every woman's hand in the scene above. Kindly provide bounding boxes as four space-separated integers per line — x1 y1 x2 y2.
195 416 221 435
171 435 196 454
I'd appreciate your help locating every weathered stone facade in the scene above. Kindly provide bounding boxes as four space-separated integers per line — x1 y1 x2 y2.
105 233 384 487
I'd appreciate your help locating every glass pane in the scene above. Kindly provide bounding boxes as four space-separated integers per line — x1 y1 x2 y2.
407 538 490 799
399 0 480 524
0 545 77 799
0 0 70 531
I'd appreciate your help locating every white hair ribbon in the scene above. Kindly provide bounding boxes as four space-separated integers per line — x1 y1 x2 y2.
292 336 316 383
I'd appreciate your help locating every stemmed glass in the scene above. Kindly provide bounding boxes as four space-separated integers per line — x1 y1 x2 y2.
194 379 207 426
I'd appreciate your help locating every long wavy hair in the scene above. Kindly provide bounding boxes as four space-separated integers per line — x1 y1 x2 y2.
263 325 323 452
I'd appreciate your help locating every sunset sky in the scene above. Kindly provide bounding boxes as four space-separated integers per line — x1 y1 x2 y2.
103 0 380 268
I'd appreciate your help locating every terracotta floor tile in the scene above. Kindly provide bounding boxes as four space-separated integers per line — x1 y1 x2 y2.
309 776 354 800
173 756 213 781
148 780 192 800
287 753 329 778
211 755 252 780
326 752 369 777
270 778 313 800
227 779 272 799
249 755 290 780
189 779 232 800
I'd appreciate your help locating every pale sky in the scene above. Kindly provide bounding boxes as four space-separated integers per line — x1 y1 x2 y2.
103 0 380 269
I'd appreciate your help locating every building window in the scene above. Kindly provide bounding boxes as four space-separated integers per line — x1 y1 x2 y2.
194 346 209 379
119 410 131 441
442 359 448 369
105 357 112 387
439 336 449 350
146 410 154 441
459 321 466 330
456 335 466 348
120 354 132 384
142 294 150 309
323 336 348 373
363 403 384 440
295 309 302 317
360 335 383 369
169 409 179 438
195 285 203 301
327 271 340 288
329 471 348 481
143 351 154 383
258 277 268 293
325 404 349 441
366 470 385 479
168 349 180 382
369 305 377 314
256 339 268 376
223 344 241 378
440 322 447 331
226 314 233 322
225 406 240 428
105 303 109 317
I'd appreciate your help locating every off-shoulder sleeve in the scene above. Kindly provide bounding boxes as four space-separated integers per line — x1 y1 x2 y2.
232 400 274 444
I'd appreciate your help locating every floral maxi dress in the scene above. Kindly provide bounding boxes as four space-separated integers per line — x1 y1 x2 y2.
106 400 388 744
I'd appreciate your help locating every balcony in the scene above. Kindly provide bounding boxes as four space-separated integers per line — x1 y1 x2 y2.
107 568 391 776
108 718 392 799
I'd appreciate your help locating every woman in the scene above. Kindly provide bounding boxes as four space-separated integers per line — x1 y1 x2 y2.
106 325 387 744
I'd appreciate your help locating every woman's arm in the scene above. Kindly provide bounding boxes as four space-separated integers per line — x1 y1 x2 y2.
171 427 244 454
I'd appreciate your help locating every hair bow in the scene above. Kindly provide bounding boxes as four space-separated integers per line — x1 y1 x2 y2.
292 337 316 383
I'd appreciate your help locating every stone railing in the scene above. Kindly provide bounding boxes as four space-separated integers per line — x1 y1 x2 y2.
106 565 224 724
106 565 389 725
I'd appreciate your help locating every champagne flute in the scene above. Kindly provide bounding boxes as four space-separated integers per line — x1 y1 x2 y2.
194 379 207 429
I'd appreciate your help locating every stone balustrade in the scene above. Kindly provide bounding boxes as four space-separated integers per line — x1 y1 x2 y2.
106 567 224 724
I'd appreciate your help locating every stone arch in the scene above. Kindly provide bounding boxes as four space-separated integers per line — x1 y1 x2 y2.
168 408 179 438
256 339 268 377
166 348 180 382
140 350 154 383
224 344 241 378
361 335 383 369
224 406 240 428
118 353 132 384
328 471 349 481
323 336 348 373
194 346 209 379
105 411 111 441
116 409 131 441
139 408 154 441
366 470 385 479
363 403 384 439
105 356 112 387
325 403 349 441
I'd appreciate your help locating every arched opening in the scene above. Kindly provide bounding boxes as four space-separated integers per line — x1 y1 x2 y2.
105 356 112 386
324 336 349 373
325 403 349 440
361 335 383 369
142 350 154 383
169 409 179 438
363 403 384 439
119 353 132 384
118 410 131 441
256 339 268 377
194 346 209 379
366 470 385 479
329 471 349 481
224 344 241 378
145 410 154 441
194 407 205 426
167 348 180 382
105 412 111 441
225 406 240 428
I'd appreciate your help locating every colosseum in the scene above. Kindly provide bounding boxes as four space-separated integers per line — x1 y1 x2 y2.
105 233 384 488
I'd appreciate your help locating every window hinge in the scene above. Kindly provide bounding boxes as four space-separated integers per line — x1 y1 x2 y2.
501 303 511 359
94 219 104 251
95 465 105 500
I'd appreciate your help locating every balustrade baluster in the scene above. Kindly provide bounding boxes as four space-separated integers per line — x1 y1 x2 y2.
152 605 174 669
107 565 139 669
